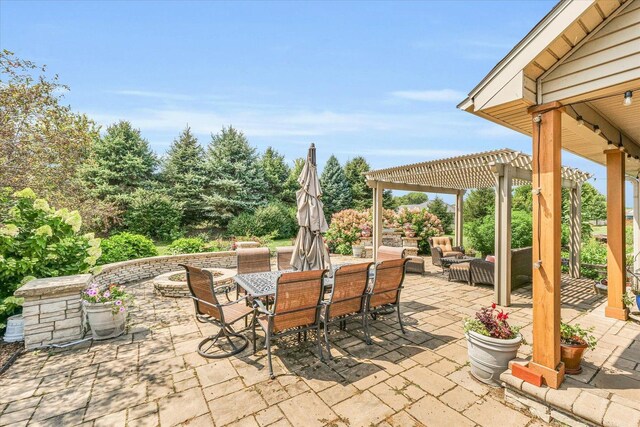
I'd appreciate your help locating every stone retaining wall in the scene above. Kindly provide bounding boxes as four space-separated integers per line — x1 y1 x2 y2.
15 251 238 349
91 251 237 287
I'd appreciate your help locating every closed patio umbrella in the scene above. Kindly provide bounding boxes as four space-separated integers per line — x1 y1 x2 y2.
291 144 332 272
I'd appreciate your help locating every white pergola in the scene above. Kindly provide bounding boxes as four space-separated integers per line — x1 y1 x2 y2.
365 148 591 306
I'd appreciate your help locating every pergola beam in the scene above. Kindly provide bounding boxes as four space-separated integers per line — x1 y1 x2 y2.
365 180 459 195
455 190 465 247
494 164 512 306
569 184 582 278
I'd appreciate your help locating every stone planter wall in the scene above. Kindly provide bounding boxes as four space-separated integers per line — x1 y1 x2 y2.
15 251 238 349
91 251 237 287
15 274 91 349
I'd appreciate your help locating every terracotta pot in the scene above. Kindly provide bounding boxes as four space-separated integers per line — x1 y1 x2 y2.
561 342 588 374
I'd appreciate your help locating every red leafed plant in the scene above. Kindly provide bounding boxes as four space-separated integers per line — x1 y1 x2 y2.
464 303 522 340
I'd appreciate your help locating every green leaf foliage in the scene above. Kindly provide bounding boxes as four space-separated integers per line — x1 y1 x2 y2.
320 155 352 218
204 126 267 227
428 197 453 235
98 232 158 264
464 188 495 222
465 210 534 256
228 202 297 239
344 156 372 210
161 126 207 226
167 237 208 255
0 188 100 324
123 189 183 241
281 158 305 204
80 120 158 207
260 147 291 202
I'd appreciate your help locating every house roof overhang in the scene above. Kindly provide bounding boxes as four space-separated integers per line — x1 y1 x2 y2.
459 0 640 175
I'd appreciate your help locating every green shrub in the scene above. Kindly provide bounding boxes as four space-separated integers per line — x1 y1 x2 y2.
580 238 607 279
0 188 100 327
168 237 207 255
208 239 233 252
465 210 533 256
397 207 444 254
124 189 183 241
99 232 158 264
228 202 297 239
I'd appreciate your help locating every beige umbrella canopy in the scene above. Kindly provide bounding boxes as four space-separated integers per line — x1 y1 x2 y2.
291 144 332 272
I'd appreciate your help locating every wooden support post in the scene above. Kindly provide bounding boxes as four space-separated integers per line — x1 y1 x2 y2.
455 190 465 247
569 184 582 279
529 106 565 389
605 150 629 320
372 182 383 262
633 179 640 273
494 164 512 307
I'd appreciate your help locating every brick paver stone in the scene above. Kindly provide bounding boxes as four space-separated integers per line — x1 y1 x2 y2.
333 390 395 426
277 391 337 427
406 395 475 427
158 387 208 426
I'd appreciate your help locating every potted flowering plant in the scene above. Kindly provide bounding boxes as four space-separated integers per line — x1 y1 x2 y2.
560 322 597 374
403 223 416 238
82 283 132 340
463 303 523 385
360 224 372 238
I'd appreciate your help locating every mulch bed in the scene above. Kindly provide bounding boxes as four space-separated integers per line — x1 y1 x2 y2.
0 341 23 375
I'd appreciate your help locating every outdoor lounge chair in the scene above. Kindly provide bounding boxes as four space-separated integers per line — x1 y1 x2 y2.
429 236 464 257
469 247 532 289
276 246 294 271
366 258 409 343
377 245 425 275
253 269 327 379
180 264 255 359
321 262 372 358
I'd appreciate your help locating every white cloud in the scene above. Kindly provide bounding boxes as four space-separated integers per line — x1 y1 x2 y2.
391 89 466 102
112 90 195 101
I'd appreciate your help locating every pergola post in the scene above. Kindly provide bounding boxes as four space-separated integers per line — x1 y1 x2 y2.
455 190 465 247
632 179 640 273
372 181 383 262
605 149 629 320
494 164 512 307
529 104 564 389
568 183 582 278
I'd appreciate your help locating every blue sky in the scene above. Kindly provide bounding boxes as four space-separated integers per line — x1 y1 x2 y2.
1 0 610 201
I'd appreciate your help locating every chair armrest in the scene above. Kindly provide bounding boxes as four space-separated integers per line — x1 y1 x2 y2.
219 294 250 307
253 298 272 315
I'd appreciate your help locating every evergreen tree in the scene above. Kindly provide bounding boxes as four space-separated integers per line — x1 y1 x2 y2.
464 188 495 221
394 192 428 206
428 196 453 234
383 190 396 209
260 147 291 202
320 155 352 218
80 121 157 207
161 126 207 226
344 156 372 210
204 126 266 227
281 158 305 204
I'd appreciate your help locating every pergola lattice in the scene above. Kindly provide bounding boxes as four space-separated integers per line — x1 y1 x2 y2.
365 148 592 306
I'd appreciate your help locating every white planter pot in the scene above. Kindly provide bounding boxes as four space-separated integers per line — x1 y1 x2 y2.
465 331 522 385
3 314 24 343
85 302 126 341
352 246 364 258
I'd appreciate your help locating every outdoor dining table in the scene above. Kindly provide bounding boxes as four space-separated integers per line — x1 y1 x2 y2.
234 263 375 298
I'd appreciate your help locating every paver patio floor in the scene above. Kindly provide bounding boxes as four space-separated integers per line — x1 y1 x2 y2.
1 256 638 427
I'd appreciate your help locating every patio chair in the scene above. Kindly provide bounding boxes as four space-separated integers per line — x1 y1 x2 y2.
276 246 294 271
321 262 373 358
377 245 425 275
180 264 255 359
366 258 410 343
236 247 271 297
428 236 464 257
253 269 327 379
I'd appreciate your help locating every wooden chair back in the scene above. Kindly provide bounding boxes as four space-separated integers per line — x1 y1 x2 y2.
272 269 326 332
370 258 409 308
237 247 271 274
327 262 372 319
181 265 222 321
276 246 294 271
377 246 406 261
